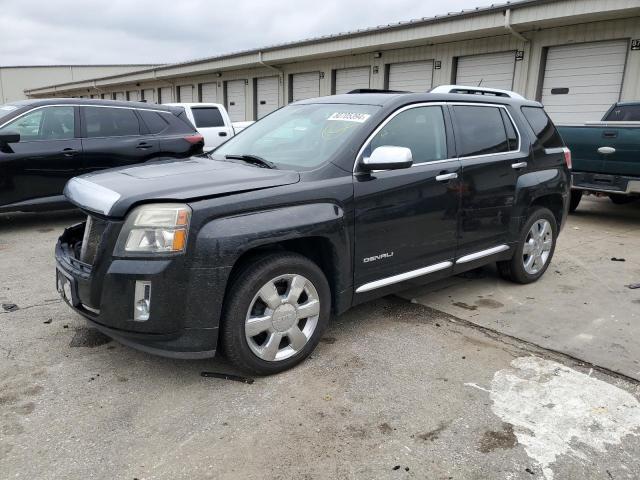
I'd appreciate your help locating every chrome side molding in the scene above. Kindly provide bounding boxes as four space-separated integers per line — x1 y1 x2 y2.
456 245 509 264
355 261 452 293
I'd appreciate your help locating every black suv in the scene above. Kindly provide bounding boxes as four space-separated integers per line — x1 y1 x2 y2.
55 88 570 374
0 99 203 213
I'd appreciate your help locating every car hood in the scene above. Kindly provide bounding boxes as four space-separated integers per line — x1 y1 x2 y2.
64 157 300 217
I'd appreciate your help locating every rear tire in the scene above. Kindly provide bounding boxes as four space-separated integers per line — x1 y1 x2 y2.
498 207 557 284
221 252 331 375
568 190 582 213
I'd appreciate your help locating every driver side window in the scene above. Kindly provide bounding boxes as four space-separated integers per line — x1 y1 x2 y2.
369 106 447 164
0 106 75 142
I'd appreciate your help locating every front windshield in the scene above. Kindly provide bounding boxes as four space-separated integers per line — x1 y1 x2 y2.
214 103 380 170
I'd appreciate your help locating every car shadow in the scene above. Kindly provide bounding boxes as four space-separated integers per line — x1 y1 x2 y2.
0 209 85 233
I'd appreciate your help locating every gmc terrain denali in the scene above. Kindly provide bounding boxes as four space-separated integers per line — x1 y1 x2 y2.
56 87 571 374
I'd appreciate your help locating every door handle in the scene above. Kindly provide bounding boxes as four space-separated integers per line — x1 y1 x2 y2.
597 146 616 155
511 161 528 169
435 172 458 182
136 142 152 149
62 148 78 157
219 132 228 137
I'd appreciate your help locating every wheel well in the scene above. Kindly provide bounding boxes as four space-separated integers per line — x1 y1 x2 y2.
225 237 339 311
530 194 564 227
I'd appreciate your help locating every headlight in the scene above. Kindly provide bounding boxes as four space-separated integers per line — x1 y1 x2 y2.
123 203 191 253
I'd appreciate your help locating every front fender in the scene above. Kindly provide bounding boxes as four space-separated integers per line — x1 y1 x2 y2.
192 202 352 311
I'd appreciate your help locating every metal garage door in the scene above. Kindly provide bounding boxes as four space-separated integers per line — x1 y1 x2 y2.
291 72 320 102
114 92 125 101
226 80 246 121
142 89 155 103
159 87 173 104
127 90 139 102
256 76 279 119
388 61 434 92
335 67 370 94
201 82 218 103
178 85 194 102
540 40 628 124
456 51 515 90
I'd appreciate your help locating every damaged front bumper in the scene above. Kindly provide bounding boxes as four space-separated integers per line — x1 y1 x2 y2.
55 220 226 359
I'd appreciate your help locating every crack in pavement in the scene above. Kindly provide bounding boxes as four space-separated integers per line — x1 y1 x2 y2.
392 295 640 385
0 299 62 315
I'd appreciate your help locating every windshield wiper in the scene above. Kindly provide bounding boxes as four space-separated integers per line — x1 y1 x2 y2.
225 154 276 169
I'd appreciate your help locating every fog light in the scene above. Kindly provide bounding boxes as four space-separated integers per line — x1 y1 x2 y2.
133 281 151 321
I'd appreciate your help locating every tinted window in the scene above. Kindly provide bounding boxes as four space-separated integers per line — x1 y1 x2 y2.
138 110 168 134
453 106 508 156
191 107 224 128
500 109 518 151
369 106 447 163
521 106 563 148
0 106 74 141
84 107 140 137
603 105 640 121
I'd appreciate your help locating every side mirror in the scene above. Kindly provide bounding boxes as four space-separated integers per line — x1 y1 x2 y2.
0 132 19 152
361 146 413 171
0 132 20 145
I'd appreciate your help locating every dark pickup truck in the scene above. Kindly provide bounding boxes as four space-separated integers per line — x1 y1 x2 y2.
55 87 571 375
558 102 640 211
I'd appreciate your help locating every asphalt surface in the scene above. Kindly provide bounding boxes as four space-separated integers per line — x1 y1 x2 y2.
400 195 640 381
1 198 640 480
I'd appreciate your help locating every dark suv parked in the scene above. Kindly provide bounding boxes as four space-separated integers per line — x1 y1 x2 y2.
55 88 570 374
0 99 203 213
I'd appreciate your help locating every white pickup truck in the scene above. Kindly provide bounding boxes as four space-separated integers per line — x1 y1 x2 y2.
167 103 253 150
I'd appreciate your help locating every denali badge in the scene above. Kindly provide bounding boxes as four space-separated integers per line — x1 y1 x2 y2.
363 252 394 263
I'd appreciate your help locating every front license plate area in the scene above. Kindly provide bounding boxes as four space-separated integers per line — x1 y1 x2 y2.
57 269 80 308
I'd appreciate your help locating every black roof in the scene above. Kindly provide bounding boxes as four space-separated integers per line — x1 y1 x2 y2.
6 98 183 114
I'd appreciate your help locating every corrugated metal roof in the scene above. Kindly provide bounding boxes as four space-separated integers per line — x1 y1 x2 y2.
26 0 549 92
144 0 546 69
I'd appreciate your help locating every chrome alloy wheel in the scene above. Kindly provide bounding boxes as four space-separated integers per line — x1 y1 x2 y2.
245 274 320 362
523 219 553 275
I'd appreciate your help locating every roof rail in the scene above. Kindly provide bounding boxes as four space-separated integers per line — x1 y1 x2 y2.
347 88 408 94
430 85 525 99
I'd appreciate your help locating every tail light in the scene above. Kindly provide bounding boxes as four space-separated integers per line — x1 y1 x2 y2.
184 134 204 144
562 147 572 169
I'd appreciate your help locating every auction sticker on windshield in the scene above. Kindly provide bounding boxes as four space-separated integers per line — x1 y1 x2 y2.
327 112 371 123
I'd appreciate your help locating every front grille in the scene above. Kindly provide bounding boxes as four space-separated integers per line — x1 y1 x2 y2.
79 215 107 265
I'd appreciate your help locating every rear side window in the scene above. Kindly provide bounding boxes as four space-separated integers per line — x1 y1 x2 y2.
452 105 509 157
84 107 140 137
138 110 168 134
164 111 196 133
369 106 447 163
521 106 563 148
603 105 640 121
191 107 225 128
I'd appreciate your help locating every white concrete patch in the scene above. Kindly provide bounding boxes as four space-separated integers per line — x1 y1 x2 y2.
473 356 640 479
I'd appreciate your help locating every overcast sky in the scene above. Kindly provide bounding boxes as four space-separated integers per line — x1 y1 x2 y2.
0 0 493 66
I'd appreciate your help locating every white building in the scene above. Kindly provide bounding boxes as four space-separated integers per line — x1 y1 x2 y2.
0 64 157 103
24 0 640 124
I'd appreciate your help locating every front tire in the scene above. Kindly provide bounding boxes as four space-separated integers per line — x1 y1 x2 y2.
221 252 331 375
498 207 558 284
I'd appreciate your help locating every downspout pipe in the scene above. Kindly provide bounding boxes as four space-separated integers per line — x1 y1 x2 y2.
505 8 528 43
258 51 285 107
